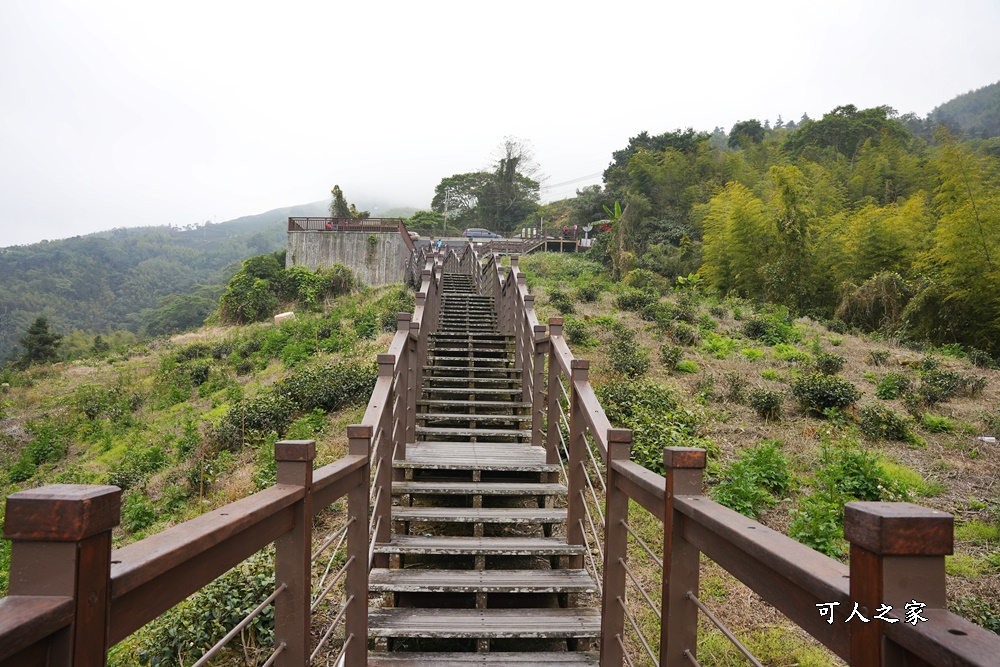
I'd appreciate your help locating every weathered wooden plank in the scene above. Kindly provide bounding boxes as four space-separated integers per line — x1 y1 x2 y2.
369 568 595 593
373 536 585 556
417 400 531 408
392 482 565 496
415 427 531 437
368 608 601 638
416 414 532 422
393 507 566 523
0 596 73 664
368 651 599 665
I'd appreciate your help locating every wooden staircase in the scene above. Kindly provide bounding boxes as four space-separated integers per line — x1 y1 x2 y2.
368 272 600 665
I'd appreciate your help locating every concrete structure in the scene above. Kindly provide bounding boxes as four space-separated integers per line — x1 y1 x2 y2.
285 218 414 286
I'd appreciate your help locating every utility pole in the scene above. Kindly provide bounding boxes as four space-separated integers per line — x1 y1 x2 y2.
443 188 450 239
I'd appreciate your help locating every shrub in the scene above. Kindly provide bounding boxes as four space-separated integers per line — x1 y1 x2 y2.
917 368 964 404
824 318 849 334
875 372 911 400
108 444 169 490
793 374 861 415
724 372 748 403
673 303 698 323
962 375 989 398
548 288 576 314
742 313 799 345
672 322 700 347
660 344 683 369
281 360 378 412
563 318 597 347
709 305 728 319
772 343 810 363
614 288 658 311
747 388 783 420
212 392 297 450
858 405 911 441
814 353 846 376
790 489 846 558
576 282 602 303
122 493 157 533
609 338 650 378
676 360 699 374
712 441 791 518
967 348 996 369
868 349 890 366
819 440 909 502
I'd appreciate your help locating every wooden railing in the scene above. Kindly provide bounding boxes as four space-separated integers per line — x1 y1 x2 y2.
451 245 999 667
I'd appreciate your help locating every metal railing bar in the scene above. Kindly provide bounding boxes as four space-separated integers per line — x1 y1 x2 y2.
368 516 382 570
369 434 381 468
687 592 764 667
311 555 355 612
190 583 287 667
330 632 353 667
583 432 607 494
684 649 702 666
312 517 354 563
578 519 603 596
622 519 663 569
620 557 660 620
310 594 355 663
579 489 605 564
559 411 571 438
580 460 606 526
617 633 637 667
618 595 658 667
261 643 286 667
558 374 570 405
368 487 383 533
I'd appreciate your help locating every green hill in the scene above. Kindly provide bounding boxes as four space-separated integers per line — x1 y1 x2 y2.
930 81 1000 138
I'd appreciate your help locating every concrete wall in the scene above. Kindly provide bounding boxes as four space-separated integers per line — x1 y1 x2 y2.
286 230 410 286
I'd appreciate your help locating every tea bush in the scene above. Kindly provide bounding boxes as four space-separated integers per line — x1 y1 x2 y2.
747 388 783 420
563 318 597 347
609 337 650 378
614 288 658 311
712 441 791 518
672 322 701 347
548 288 576 314
723 372 748 403
742 312 799 345
966 348 996 369
868 349 890 366
814 352 846 375
576 282 603 303
858 404 911 441
659 344 683 369
280 359 378 413
792 374 861 415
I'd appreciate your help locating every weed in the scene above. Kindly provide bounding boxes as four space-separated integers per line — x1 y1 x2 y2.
712 441 791 518
920 413 955 433
772 344 811 363
740 347 766 362
676 359 699 374
828 336 844 346
950 597 1000 634
946 554 991 579
955 520 1000 544
790 488 846 558
760 369 781 382
700 332 738 359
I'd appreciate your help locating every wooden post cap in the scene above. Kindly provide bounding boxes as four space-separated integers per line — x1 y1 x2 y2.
844 502 953 556
549 317 564 326
275 440 316 462
663 448 707 469
608 428 632 443
347 425 373 439
4 485 121 541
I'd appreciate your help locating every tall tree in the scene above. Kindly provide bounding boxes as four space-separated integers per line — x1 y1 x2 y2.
18 317 62 366
329 185 350 218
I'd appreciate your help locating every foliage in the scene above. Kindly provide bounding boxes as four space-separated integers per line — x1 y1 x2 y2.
814 352 846 375
792 373 861 415
608 330 650 378
858 404 911 440
675 359 699 374
920 413 955 433
614 287 658 311
950 597 1000 635
875 372 911 400
659 344 683 369
747 388 783 421
547 288 575 314
741 313 799 346
836 272 914 333
576 282 603 303
563 318 596 347
597 378 705 473
868 349 890 366
789 488 847 558
17 317 63 367
671 322 700 347
712 441 791 518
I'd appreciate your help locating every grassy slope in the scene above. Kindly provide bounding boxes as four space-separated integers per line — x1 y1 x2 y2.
519 252 1000 661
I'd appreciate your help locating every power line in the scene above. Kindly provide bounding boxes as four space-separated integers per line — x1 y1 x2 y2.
538 172 604 191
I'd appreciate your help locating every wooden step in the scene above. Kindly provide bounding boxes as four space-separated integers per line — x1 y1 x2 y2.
425 356 515 365
417 400 532 409
417 414 531 424
397 442 557 472
422 377 522 385
368 608 601 639
423 366 522 374
393 481 565 496
368 651 599 666
415 426 531 439
368 568 595 593
394 507 566 524
373 535 584 556
420 388 524 397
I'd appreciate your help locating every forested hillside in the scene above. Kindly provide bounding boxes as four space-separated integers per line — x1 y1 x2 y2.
930 81 1000 139
543 103 1000 360
0 201 327 361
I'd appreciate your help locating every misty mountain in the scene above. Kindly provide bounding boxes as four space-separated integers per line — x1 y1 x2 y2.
929 80 1000 139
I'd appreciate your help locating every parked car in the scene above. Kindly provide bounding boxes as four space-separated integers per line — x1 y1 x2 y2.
462 228 503 239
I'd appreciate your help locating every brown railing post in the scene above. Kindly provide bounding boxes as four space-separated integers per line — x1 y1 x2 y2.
566 359 589 569
344 425 371 667
374 354 395 568
394 313 411 476
661 448 706 667
273 440 315 667
545 318 564 467
531 324 548 449
600 431 633 667
845 502 953 667
5 484 121 667
406 318 420 448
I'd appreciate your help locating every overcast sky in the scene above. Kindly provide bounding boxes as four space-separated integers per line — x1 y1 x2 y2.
1 0 998 247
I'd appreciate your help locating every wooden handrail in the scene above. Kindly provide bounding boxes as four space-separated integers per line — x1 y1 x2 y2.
0 596 74 665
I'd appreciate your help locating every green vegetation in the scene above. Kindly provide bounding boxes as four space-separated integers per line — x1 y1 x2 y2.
792 374 861 415
712 441 791 518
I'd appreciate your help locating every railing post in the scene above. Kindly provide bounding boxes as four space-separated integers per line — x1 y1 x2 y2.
344 425 371 667
600 431 633 667
5 484 121 667
566 359 589 569
273 439 315 667
407 319 420 448
531 324 548 449
374 354 395 568
394 313 411 476
661 447 706 667
545 318 564 467
845 502 953 667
